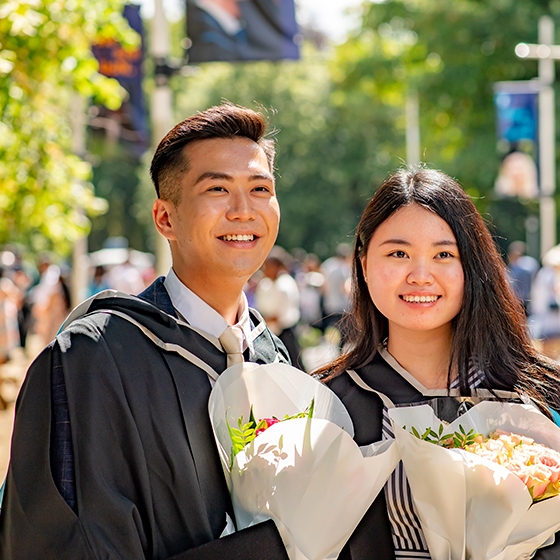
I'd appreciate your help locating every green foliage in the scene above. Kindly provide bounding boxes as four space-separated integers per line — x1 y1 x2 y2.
226 399 315 468
169 0 560 256
409 423 480 448
0 0 138 254
337 0 559 249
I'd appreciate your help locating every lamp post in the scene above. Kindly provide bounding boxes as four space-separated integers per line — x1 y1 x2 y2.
516 16 557 256
151 0 173 275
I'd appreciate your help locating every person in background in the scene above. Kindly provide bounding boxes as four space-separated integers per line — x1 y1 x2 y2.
320 242 352 346
255 245 302 368
88 265 110 297
0 267 20 365
30 264 71 347
316 167 560 560
507 240 538 315
297 252 325 331
0 103 290 560
104 252 145 295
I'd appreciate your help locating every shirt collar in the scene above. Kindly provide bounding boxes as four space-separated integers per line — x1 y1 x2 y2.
164 268 253 353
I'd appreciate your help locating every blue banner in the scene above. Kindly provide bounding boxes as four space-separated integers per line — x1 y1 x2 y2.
493 81 540 199
494 87 538 143
92 5 148 148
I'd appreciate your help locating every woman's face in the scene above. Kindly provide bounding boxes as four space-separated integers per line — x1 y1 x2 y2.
361 204 464 340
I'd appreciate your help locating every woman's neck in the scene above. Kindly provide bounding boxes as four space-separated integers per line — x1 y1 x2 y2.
386 327 453 389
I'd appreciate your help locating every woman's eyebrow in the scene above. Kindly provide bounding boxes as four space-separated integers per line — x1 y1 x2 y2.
378 238 457 247
378 238 411 246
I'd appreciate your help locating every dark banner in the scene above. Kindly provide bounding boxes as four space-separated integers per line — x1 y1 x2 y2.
186 0 300 63
92 5 148 147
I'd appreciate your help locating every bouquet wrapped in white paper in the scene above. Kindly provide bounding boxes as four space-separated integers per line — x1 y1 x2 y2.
208 362 400 560
388 401 560 560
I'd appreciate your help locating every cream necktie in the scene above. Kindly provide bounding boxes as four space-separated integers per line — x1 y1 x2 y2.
219 325 244 367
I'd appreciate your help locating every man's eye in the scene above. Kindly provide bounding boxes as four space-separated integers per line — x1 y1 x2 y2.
254 185 271 193
208 186 226 192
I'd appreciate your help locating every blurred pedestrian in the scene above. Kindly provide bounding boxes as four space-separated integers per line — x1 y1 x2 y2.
255 245 302 368
31 264 71 346
298 252 325 329
321 242 352 345
507 241 538 314
0 267 20 364
104 252 145 294
89 265 110 297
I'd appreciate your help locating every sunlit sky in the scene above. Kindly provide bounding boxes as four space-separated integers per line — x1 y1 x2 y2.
135 0 366 43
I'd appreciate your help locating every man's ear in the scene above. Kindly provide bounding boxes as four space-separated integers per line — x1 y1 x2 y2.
153 199 177 241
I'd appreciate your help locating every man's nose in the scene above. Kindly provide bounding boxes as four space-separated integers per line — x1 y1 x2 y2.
226 190 256 220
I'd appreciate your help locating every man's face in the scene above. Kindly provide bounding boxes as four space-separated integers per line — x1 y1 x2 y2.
157 137 280 293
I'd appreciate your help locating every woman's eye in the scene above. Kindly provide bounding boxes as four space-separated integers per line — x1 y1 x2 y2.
391 250 407 258
437 251 452 259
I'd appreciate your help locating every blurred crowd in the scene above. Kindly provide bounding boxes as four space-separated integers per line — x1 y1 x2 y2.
247 243 353 372
6 237 560 372
511 240 560 361
0 241 355 374
0 241 157 367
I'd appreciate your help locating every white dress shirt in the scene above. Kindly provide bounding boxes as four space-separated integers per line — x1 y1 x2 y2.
164 268 253 355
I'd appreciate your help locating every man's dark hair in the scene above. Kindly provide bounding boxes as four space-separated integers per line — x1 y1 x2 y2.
150 103 275 205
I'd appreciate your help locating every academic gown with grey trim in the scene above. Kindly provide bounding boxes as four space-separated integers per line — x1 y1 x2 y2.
327 352 560 560
0 278 291 560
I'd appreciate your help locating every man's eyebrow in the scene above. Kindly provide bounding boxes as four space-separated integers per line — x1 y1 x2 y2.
194 172 233 185
249 172 274 182
194 171 274 185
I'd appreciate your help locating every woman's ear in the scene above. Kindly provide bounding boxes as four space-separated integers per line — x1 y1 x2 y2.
360 255 368 284
152 199 177 241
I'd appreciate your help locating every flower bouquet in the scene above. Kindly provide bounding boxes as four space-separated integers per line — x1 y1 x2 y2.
208 362 400 560
388 401 560 560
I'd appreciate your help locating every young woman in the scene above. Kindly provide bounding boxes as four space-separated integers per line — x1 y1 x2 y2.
316 167 560 560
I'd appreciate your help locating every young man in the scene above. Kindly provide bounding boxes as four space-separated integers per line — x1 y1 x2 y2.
0 104 290 559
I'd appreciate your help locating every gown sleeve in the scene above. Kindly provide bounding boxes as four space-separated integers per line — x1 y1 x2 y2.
0 323 289 560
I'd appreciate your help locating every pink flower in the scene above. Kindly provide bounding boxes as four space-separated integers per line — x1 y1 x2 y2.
535 453 560 484
255 418 280 436
525 464 553 499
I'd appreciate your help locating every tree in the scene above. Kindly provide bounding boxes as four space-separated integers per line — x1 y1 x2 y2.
0 0 138 255
336 0 556 252
135 0 560 258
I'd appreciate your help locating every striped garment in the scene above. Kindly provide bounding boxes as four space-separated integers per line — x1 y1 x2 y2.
382 367 485 560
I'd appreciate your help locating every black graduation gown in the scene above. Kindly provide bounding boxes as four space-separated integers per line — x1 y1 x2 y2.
327 352 560 560
0 281 290 559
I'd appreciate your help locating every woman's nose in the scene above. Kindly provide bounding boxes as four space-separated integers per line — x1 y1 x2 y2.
407 260 434 285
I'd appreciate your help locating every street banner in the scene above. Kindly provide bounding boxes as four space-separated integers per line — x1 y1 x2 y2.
494 81 539 143
186 0 300 63
92 5 148 147
493 81 540 198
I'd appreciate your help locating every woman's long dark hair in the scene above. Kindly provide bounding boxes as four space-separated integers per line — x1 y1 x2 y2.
318 167 560 413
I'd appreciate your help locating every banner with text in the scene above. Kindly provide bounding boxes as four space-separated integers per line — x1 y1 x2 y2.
92 4 148 148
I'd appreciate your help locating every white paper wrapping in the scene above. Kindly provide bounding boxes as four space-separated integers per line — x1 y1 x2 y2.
389 401 560 560
208 362 400 560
